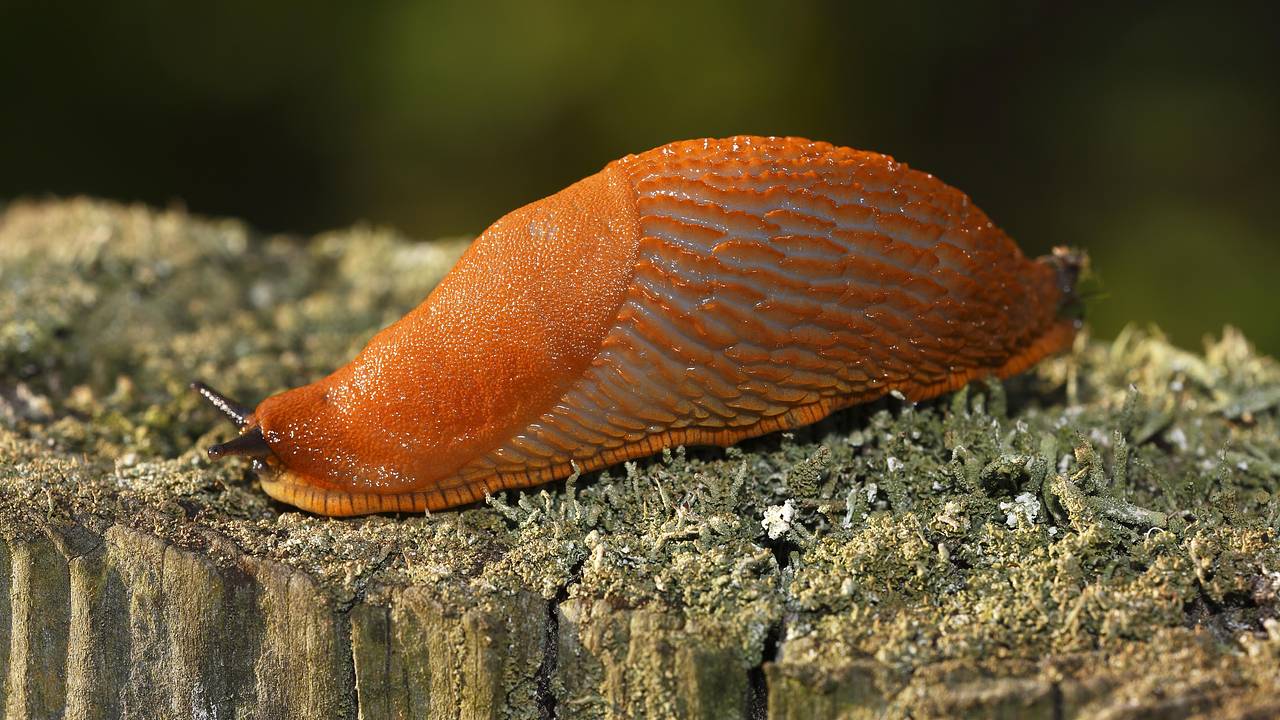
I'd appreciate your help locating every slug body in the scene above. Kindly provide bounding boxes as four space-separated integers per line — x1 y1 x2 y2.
199 137 1081 516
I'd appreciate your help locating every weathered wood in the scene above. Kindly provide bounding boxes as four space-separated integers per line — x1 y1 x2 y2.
4 535 72 719
0 541 10 714
765 658 886 720
5 521 560 719
557 599 755 719
64 537 128 719
349 586 548 720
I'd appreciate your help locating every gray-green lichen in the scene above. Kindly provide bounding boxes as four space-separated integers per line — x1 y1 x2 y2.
2 198 1278 716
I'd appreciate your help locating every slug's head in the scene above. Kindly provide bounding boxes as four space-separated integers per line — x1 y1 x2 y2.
190 380 276 472
192 380 434 515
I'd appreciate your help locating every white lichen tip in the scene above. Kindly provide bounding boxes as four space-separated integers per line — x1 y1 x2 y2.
762 499 797 540
999 492 1040 528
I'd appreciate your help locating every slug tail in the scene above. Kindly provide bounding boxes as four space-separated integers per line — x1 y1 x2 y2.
1043 246 1090 321
995 318 1079 379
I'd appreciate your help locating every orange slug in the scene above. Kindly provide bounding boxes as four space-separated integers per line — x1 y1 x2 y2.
194 136 1083 516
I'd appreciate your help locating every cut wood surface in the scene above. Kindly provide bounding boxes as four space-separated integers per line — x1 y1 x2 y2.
1 199 1278 719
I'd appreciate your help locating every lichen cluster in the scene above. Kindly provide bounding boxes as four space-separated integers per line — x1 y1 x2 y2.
2 199 1277 715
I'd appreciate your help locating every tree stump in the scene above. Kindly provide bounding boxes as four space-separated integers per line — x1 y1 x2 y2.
2 199 1278 719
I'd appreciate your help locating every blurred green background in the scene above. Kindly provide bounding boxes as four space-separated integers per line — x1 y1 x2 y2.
3 1 1277 353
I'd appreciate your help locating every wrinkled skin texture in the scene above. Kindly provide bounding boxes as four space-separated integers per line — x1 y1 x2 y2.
220 136 1078 515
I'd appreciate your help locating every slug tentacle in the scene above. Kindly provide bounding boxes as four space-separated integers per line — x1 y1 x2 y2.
206 427 273 460
198 136 1084 516
190 380 254 428
1045 246 1090 319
